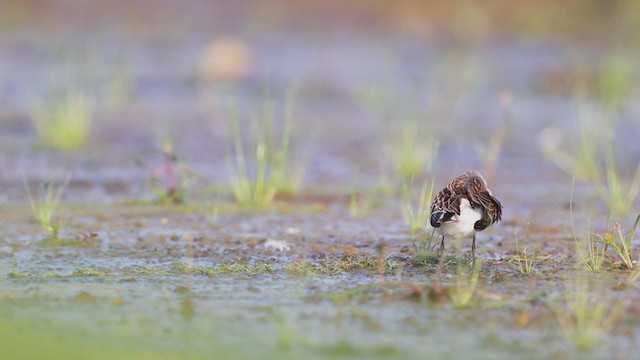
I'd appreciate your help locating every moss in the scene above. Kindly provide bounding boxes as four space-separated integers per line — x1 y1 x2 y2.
286 256 400 276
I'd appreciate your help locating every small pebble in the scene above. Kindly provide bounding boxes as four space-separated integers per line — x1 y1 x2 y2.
264 239 291 252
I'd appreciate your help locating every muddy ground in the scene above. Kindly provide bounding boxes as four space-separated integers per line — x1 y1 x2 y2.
1 1 640 359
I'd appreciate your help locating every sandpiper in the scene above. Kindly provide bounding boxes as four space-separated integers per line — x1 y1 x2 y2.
430 170 502 259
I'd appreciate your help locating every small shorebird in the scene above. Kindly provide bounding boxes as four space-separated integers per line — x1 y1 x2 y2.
430 170 502 259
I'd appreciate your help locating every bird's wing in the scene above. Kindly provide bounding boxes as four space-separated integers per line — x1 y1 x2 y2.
430 187 461 228
472 190 502 230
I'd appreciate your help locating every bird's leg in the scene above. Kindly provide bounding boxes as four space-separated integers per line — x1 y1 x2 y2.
471 234 476 262
439 236 445 256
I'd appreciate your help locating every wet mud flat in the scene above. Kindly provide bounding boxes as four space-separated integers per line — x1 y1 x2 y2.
1 195 640 360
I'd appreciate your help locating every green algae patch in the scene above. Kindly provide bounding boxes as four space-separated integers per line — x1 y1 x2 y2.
285 256 400 276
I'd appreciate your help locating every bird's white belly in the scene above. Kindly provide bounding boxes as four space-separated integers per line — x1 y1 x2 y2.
436 199 482 240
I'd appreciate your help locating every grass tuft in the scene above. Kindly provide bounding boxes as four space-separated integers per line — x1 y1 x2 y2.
596 156 640 219
550 280 626 351
449 259 482 308
223 88 304 207
570 179 608 272
541 102 640 217
597 215 640 270
206 201 221 225
226 101 277 207
389 123 439 182
578 222 608 272
511 226 547 274
31 89 94 151
265 88 305 197
410 230 440 266
348 189 375 219
23 177 69 242
597 52 635 112
402 178 435 234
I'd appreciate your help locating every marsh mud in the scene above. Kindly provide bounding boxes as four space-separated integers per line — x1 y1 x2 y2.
1 1 640 359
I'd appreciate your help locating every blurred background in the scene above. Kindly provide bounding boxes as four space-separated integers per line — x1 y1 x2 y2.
1 0 639 200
